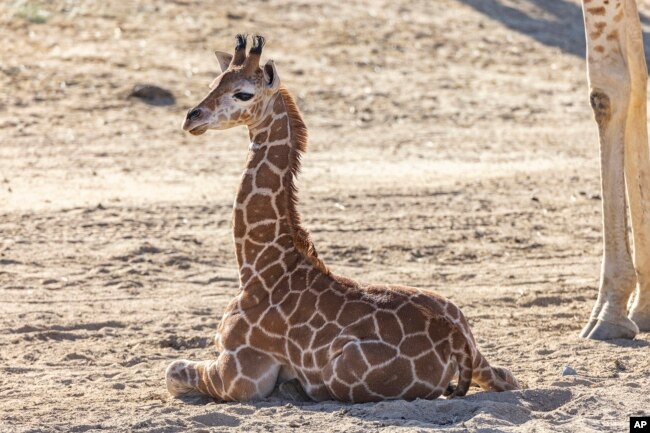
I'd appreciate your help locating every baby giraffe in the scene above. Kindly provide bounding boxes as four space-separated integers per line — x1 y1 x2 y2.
166 35 519 403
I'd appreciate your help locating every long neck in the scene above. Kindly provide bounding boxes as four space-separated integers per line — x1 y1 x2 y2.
232 88 327 289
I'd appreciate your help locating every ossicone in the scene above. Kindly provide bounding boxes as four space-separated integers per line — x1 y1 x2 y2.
243 34 266 74
231 33 248 67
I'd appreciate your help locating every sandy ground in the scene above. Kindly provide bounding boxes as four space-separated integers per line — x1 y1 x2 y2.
1 0 650 432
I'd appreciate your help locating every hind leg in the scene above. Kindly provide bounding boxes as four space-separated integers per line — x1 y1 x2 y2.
323 338 452 402
618 0 650 333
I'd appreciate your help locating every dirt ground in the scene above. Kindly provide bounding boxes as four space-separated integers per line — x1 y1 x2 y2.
1 0 649 432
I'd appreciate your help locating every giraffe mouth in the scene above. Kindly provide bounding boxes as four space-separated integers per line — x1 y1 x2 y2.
188 124 209 136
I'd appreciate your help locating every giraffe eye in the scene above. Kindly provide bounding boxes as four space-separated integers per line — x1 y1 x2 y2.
233 92 254 101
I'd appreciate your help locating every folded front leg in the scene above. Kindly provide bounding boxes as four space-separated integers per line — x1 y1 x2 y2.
166 348 281 401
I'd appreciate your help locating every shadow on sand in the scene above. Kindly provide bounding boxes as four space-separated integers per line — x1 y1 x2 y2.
173 387 574 429
457 0 650 65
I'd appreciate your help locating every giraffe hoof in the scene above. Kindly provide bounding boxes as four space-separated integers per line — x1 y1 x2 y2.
443 383 456 397
579 319 598 338
629 311 650 332
165 360 198 397
583 319 638 340
277 379 311 402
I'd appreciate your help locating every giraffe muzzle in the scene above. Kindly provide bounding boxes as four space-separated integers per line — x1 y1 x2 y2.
183 107 209 135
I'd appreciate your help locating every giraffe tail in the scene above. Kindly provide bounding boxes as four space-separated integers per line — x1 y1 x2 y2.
471 351 520 392
446 326 519 397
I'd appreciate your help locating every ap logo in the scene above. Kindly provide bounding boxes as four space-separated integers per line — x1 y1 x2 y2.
631 417 649 432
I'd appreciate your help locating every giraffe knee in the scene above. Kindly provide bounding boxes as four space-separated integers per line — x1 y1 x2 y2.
589 90 612 126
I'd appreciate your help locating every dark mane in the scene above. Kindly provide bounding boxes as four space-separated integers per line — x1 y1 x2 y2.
278 86 330 275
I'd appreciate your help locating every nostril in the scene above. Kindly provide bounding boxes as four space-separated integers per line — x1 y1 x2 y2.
187 108 202 121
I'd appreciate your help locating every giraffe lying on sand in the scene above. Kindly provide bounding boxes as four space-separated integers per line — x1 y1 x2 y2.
165 35 518 403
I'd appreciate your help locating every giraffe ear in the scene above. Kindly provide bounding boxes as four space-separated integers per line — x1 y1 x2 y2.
263 59 280 91
214 51 232 73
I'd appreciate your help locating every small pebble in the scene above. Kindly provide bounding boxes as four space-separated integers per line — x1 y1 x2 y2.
562 366 577 376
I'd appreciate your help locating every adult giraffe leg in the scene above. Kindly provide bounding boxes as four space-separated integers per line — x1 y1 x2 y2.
580 0 639 340
622 0 650 332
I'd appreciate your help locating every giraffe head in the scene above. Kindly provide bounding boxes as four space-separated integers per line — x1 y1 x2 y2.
182 34 280 135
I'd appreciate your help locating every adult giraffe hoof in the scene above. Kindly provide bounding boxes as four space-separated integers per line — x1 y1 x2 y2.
582 318 638 340
579 319 598 338
629 311 650 332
